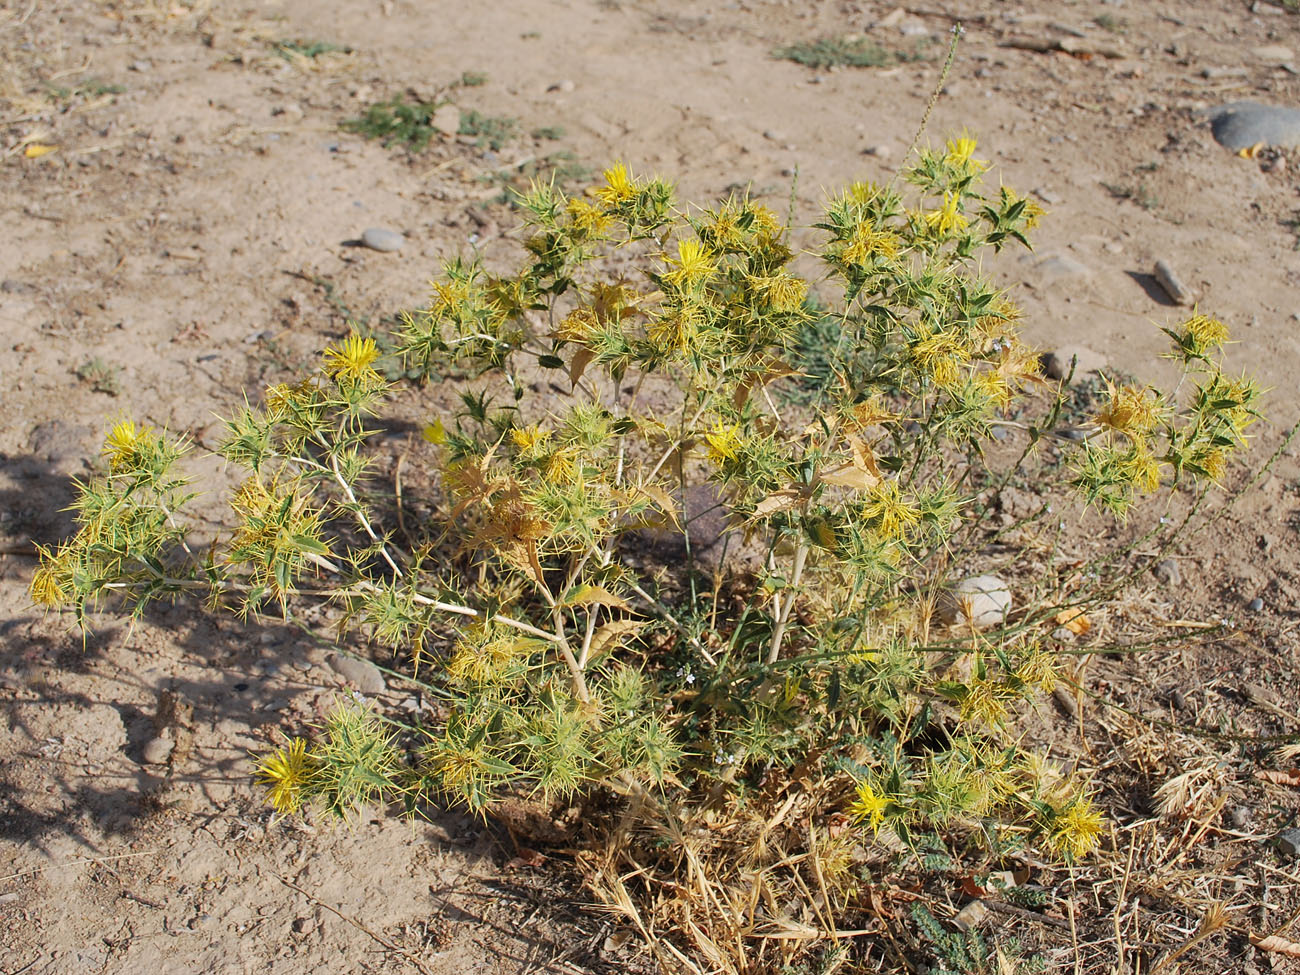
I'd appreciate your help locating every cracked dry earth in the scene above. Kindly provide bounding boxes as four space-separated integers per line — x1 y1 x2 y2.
3 0 1300 972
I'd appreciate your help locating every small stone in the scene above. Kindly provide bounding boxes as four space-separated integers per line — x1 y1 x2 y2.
1041 344 1107 382
1253 45 1294 63
129 59 152 72
1259 534 1276 554
1051 626 1075 643
292 916 315 936
0 891 21 906
361 227 405 252
1152 559 1182 586
1230 806 1250 829
547 79 576 93
141 735 174 766
863 144 893 159
1053 686 1078 717
1276 828 1300 857
1035 253 1092 280
938 575 1012 630
1247 596 1264 612
328 653 386 694
953 900 988 931
1153 260 1192 305
1033 187 1064 205
1171 688 1188 710
431 104 461 136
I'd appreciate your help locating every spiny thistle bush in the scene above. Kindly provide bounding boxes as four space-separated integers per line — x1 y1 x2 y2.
33 133 1261 968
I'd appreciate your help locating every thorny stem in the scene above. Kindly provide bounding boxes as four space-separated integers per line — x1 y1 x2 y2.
766 542 809 664
319 439 405 581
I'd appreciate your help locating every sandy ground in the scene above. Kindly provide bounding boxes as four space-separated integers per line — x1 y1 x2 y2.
3 1 1300 972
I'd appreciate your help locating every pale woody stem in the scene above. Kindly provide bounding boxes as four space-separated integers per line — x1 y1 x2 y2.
766 543 809 665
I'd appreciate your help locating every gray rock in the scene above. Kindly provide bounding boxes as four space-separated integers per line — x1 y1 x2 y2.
1152 559 1182 586
361 227 404 252
1205 101 1300 151
328 653 386 694
1247 596 1264 612
1041 344 1107 382
141 735 174 765
1253 45 1294 64
1035 253 1092 280
1277 828 1300 857
938 575 1012 630
1153 260 1192 305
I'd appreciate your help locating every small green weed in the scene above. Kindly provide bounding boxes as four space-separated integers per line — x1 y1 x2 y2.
343 96 447 152
1281 210 1300 249
75 358 123 396
532 125 566 141
774 35 929 70
458 71 488 87
911 904 1045 975
46 78 125 101
1093 13 1128 32
271 38 351 60
1102 179 1158 211
458 109 518 150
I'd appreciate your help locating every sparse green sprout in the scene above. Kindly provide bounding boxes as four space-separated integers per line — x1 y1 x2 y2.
75 357 123 396
774 35 930 70
457 70 488 87
271 38 352 61
457 109 518 150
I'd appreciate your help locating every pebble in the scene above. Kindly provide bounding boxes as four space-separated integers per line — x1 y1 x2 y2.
863 144 893 159
1277 828 1300 858
1247 596 1264 612
361 227 404 252
1253 45 1294 63
292 916 315 936
1053 686 1078 717
141 735 175 765
1033 187 1064 205
1035 253 1092 280
1171 688 1188 710
431 104 461 137
1230 806 1250 829
0 891 21 906
952 900 988 931
1041 344 1107 382
327 653 386 694
1152 558 1182 586
1152 260 1192 305
130 59 152 72
1205 100 1300 151
547 79 576 93
938 575 1012 630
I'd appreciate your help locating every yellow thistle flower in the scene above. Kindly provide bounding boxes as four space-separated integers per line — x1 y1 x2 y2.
1181 313 1229 355
704 422 743 465
596 162 637 208
747 204 783 233
1192 447 1227 482
566 197 613 237
1122 443 1162 494
944 134 987 172
30 560 69 607
257 738 316 815
848 395 899 430
543 448 580 485
648 304 703 354
1049 798 1105 860
910 330 969 389
975 368 1012 409
754 273 808 313
102 419 151 471
1096 383 1163 437
845 180 885 206
924 193 969 237
555 307 599 343
510 424 552 458
663 239 718 289
958 678 1010 728
429 279 471 317
849 779 889 832
422 418 448 445
841 219 901 265
323 334 380 382
862 479 920 539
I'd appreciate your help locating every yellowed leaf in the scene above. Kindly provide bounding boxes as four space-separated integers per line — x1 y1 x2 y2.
635 482 680 528
820 461 879 490
24 143 57 158
749 488 804 521
846 434 881 479
1054 607 1091 635
1254 768 1300 788
1251 933 1300 958
569 347 596 388
587 619 644 661
563 584 631 611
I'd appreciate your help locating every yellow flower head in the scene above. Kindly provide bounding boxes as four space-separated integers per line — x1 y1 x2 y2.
1192 446 1227 483
1049 797 1105 860
323 334 380 382
840 219 901 266
704 422 743 465
567 197 613 237
648 304 703 355
103 420 152 471
944 134 987 173
924 192 969 237
910 330 969 389
754 273 808 313
850 779 889 833
30 561 69 607
862 479 921 539
596 162 638 208
257 738 316 815
1180 313 1229 355
1096 383 1163 437
510 423 552 459
556 307 599 343
663 238 718 289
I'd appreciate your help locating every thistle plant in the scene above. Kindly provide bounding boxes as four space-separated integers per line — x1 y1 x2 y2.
34 134 1262 966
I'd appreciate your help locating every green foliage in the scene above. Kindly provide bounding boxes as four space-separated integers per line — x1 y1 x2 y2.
911 904 1045 975
774 35 930 70
344 96 448 151
271 38 352 60
457 109 518 150
75 357 123 396
458 70 488 87
35 131 1264 971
